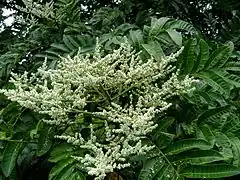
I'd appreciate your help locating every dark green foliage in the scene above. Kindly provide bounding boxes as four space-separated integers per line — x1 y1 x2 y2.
1 141 24 177
180 164 240 178
48 144 86 180
178 38 239 99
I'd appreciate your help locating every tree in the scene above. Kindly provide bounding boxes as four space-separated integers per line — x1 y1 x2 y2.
1 0 240 180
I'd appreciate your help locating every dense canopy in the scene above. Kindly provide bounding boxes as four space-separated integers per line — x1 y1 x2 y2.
1 0 240 180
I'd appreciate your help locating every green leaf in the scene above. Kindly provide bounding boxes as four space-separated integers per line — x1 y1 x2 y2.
212 69 240 88
155 164 181 180
46 50 61 57
155 117 175 132
152 117 175 147
138 156 164 180
1 102 23 127
53 164 76 180
115 23 136 34
205 41 234 69
99 33 112 45
229 136 240 167
148 17 171 38
166 29 182 47
180 164 240 178
164 139 212 155
196 72 230 97
76 35 87 47
111 36 125 45
66 35 80 48
196 39 210 72
49 143 73 162
80 45 95 54
154 132 175 149
49 158 75 180
63 35 75 50
172 150 224 165
37 126 54 156
196 124 215 146
67 171 86 180
210 69 238 88
215 132 233 161
155 32 174 47
165 20 197 34
154 165 170 180
222 113 240 133
129 30 143 49
35 53 54 60
180 38 197 74
224 62 240 72
51 43 70 52
197 105 229 125
142 41 165 61
1 142 23 177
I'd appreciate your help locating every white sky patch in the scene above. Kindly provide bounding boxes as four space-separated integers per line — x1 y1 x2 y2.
0 8 15 32
81 4 88 11
3 8 15 26
113 0 122 4
3 8 13 16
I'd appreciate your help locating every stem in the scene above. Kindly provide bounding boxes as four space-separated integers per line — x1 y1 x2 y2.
111 77 149 101
153 140 180 177
72 109 107 120
111 85 135 101
99 84 111 104
86 99 106 104
93 86 106 100
0 139 34 143
115 84 123 102
13 107 26 127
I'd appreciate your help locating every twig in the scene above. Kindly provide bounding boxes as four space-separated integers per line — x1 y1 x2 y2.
71 109 106 120
0 139 34 143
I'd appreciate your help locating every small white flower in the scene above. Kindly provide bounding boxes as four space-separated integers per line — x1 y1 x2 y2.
0 41 196 180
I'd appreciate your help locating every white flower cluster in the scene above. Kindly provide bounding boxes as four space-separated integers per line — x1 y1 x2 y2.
0 41 197 179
